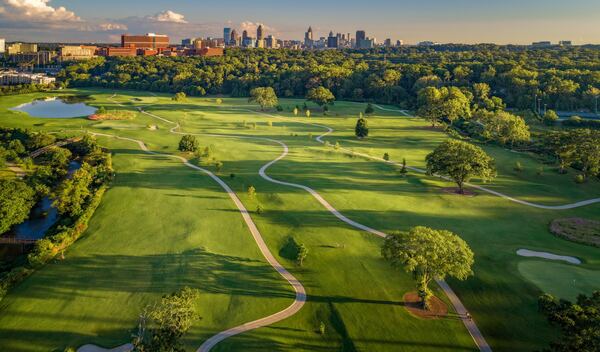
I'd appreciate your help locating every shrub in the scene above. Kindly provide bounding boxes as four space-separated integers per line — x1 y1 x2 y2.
383 153 390 161
543 110 559 125
574 174 585 184
536 166 544 176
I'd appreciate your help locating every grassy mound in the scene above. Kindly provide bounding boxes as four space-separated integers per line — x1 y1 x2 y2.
550 218 600 247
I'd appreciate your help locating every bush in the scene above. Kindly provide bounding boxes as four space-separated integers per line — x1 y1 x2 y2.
543 110 559 125
562 117 600 129
574 174 585 184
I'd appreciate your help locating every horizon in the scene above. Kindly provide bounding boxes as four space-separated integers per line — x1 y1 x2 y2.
1 0 600 45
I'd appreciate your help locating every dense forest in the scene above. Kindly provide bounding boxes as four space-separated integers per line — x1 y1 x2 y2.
59 45 600 112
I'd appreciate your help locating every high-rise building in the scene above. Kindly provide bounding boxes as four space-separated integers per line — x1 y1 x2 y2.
304 26 314 48
181 38 195 47
121 33 169 49
265 35 277 49
355 30 366 47
327 31 338 48
230 30 238 46
384 38 392 47
224 27 231 45
257 25 264 40
242 30 249 41
396 40 404 47
0 38 5 54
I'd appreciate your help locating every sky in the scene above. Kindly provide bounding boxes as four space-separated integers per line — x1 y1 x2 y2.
1 0 600 44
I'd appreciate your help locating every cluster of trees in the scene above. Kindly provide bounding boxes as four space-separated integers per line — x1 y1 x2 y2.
58 46 600 113
538 129 600 179
538 291 600 352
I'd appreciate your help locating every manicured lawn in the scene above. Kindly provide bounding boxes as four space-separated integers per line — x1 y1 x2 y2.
0 89 598 352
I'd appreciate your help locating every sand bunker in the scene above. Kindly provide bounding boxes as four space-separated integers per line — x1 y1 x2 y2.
516 249 581 265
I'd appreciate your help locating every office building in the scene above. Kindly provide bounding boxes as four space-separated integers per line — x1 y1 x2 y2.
9 51 56 66
0 38 5 54
59 45 96 61
7 43 38 55
102 47 137 57
242 37 256 48
224 27 231 45
265 35 277 49
0 70 55 85
304 26 314 47
181 38 195 47
559 40 573 46
356 30 366 47
531 41 552 47
384 38 392 47
396 40 404 46
230 30 239 46
327 31 338 48
257 25 264 41
121 33 169 49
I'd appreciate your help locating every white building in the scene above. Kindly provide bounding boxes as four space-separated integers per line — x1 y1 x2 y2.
0 38 5 54
0 70 56 86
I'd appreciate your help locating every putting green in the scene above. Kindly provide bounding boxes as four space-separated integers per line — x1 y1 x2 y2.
517 260 600 301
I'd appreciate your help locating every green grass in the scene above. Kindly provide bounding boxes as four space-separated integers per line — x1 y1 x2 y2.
0 88 598 352
517 260 600 301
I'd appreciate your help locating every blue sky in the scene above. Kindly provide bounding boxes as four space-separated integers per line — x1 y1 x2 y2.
1 0 600 44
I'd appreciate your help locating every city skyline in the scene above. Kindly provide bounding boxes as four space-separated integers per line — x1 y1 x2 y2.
1 0 600 44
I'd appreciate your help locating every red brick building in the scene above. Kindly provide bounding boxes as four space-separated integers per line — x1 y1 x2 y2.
121 33 169 50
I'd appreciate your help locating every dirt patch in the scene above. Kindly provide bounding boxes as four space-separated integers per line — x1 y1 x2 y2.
550 218 600 247
403 292 448 319
441 187 477 197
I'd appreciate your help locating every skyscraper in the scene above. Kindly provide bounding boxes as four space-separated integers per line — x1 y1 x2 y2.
224 27 231 45
242 30 248 41
304 26 314 48
327 31 338 48
356 30 366 48
230 29 238 46
257 25 264 40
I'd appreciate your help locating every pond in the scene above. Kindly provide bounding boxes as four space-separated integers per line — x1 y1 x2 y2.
13 161 81 240
10 97 97 118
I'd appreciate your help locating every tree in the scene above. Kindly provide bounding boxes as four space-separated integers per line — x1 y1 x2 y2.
293 107 299 116
355 116 369 138
172 92 186 102
382 226 474 310
399 158 408 176
544 110 560 125
296 243 308 266
305 109 311 118
133 287 200 352
538 291 600 352
383 153 390 161
247 185 256 199
480 111 531 147
0 179 36 234
53 163 94 217
365 103 375 115
306 86 335 107
178 135 198 152
249 87 278 110
426 140 496 193
417 87 443 127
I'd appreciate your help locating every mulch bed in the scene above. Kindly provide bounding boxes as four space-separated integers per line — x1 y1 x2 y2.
403 292 448 319
550 218 600 247
441 187 477 197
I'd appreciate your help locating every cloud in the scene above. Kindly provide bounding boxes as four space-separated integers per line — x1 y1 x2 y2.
239 21 276 35
148 10 187 24
0 0 81 23
98 22 128 31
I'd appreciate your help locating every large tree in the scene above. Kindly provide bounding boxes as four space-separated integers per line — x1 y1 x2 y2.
249 87 278 110
178 135 199 152
306 86 335 107
134 287 200 352
538 291 600 352
382 226 474 309
480 111 531 147
0 179 36 234
426 140 496 193
417 86 471 126
53 163 94 217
